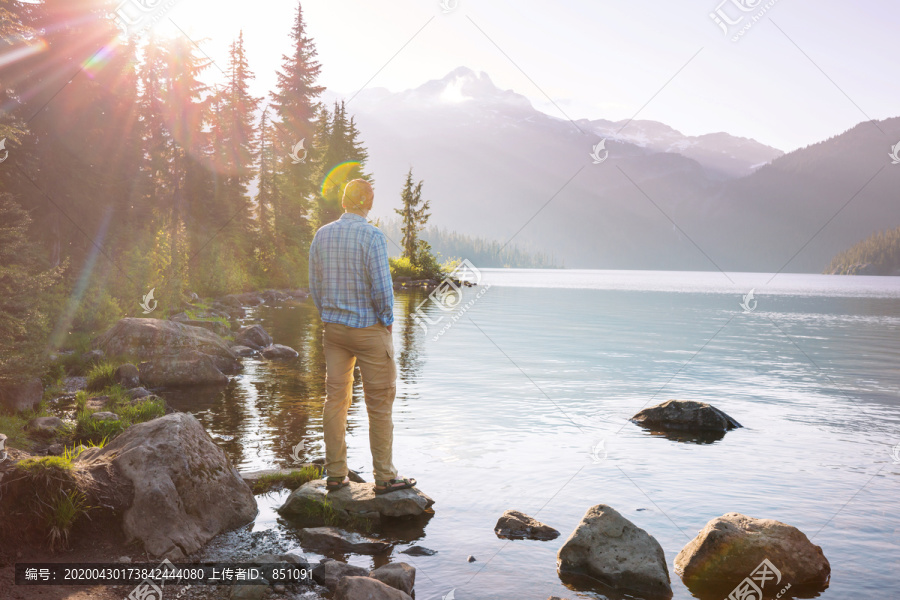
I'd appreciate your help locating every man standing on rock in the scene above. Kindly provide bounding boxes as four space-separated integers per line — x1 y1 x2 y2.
309 178 416 495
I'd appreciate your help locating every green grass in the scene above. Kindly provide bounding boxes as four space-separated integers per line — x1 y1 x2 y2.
185 309 230 326
45 489 91 551
85 362 117 392
0 402 56 450
73 392 164 445
251 465 321 494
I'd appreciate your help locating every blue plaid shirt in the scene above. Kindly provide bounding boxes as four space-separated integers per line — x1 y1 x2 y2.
309 213 394 328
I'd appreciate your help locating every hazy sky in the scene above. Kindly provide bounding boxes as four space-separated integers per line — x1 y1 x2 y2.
153 0 898 152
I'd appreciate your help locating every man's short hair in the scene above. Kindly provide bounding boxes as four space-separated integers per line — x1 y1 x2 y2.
342 179 374 209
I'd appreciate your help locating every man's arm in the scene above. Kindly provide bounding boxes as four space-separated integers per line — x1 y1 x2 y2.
308 234 323 314
366 230 394 327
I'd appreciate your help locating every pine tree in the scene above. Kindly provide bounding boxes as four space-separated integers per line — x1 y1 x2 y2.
269 1 325 285
314 101 371 226
395 169 431 265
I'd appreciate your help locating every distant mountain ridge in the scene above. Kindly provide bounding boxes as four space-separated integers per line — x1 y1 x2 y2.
329 68 900 272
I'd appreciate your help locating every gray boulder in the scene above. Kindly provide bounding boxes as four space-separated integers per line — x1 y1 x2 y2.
90 411 119 422
557 504 672 598
127 387 152 400
631 400 741 433
312 558 368 591
0 378 43 413
231 345 257 358
260 344 299 359
279 479 434 521
335 576 412 600
299 527 391 555
370 563 415 596
75 412 257 560
236 325 273 350
93 318 239 374
675 513 830 590
495 509 560 540
139 350 228 387
26 416 65 435
169 313 230 337
114 364 141 388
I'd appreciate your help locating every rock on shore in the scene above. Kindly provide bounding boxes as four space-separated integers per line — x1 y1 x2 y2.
299 527 391 555
75 412 257 559
675 512 830 590
0 378 43 413
279 479 434 522
557 504 672 598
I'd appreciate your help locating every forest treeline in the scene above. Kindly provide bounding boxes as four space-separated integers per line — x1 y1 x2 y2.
825 227 900 275
1 0 359 383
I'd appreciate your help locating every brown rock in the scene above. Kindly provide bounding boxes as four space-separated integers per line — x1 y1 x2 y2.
495 509 560 540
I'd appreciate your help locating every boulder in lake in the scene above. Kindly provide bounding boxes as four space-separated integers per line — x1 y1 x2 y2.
299 527 391 555
495 509 560 540
631 400 741 433
169 313 230 337
675 513 830 591
75 412 257 560
260 344 298 360
335 576 412 600
230 345 257 358
370 562 415 596
235 325 273 350
139 350 229 387
0 378 43 413
93 318 239 374
279 479 434 522
557 504 672 598
114 364 141 388
312 558 369 591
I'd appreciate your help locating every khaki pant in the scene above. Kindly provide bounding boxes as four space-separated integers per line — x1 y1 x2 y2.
323 322 398 482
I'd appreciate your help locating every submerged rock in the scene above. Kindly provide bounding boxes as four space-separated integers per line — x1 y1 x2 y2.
400 545 437 557
279 479 434 521
335 576 412 600
299 527 391 555
675 512 830 590
0 378 43 413
312 558 368 591
494 509 560 540
557 504 672 598
75 412 257 560
231 345 257 358
260 344 299 359
631 400 741 433
370 562 415 596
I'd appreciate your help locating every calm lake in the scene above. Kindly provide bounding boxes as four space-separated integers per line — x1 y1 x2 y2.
166 269 900 600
